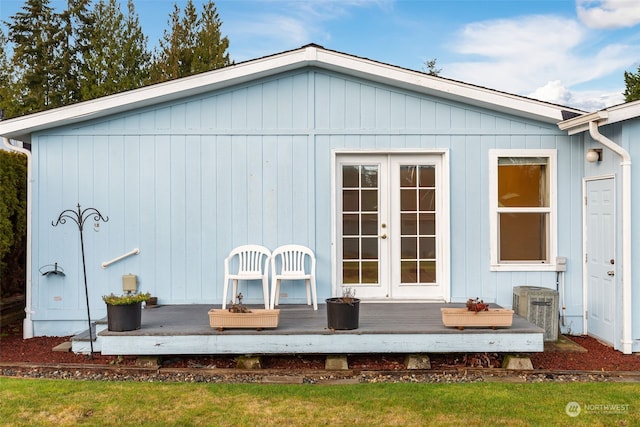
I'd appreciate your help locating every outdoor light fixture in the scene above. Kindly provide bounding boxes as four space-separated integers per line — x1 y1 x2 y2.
586 148 602 163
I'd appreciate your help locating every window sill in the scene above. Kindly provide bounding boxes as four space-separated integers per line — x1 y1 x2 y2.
490 263 558 272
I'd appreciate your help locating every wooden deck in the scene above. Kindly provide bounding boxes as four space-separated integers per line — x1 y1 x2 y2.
73 303 544 356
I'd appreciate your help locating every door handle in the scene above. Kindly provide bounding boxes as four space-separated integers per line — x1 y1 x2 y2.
380 234 387 239
607 270 615 276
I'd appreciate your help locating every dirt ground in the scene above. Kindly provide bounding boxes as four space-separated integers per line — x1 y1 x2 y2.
2 320 640 372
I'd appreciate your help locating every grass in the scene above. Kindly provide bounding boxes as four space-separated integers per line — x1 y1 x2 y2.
0 378 638 426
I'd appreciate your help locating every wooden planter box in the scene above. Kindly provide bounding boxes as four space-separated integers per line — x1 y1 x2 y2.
208 309 280 330
441 308 514 330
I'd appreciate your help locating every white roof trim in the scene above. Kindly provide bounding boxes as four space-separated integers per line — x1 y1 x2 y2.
1 45 581 142
559 99 640 135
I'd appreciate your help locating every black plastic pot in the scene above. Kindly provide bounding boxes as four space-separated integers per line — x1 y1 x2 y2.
106 302 142 332
326 297 360 330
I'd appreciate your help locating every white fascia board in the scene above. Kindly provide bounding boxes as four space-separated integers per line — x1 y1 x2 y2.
558 111 608 135
311 48 576 123
605 100 640 125
0 48 313 142
559 100 640 135
0 45 577 141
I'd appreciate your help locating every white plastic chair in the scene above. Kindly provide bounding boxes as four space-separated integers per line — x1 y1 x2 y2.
222 245 271 309
270 245 317 310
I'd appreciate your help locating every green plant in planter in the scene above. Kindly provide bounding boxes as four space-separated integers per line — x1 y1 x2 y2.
102 292 151 305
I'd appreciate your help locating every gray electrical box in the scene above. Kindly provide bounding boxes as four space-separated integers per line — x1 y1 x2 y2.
122 274 138 293
513 286 559 342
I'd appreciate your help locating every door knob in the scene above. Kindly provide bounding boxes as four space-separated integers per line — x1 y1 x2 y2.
380 234 387 239
607 270 615 276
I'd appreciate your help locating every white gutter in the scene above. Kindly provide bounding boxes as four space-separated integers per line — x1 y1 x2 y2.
2 137 33 338
588 121 633 354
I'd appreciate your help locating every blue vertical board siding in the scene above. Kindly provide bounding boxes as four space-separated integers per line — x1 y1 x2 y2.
246 135 265 258
185 136 203 301
138 135 156 296
169 135 187 301
625 120 640 343
28 67 585 334
154 136 172 300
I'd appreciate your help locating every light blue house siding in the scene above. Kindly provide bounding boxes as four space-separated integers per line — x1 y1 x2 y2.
582 117 640 352
29 67 584 336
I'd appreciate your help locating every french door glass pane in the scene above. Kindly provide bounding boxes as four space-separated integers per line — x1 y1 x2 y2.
399 165 436 284
343 214 359 235
419 165 435 187
341 165 379 285
419 261 436 282
401 261 417 283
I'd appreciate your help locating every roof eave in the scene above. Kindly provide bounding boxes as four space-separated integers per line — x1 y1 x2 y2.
0 47 316 142
558 99 640 135
0 45 580 141
312 48 577 124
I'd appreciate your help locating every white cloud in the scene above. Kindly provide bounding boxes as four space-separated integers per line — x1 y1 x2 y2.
577 0 640 29
446 16 585 92
444 14 635 111
571 89 626 110
528 81 573 105
527 80 624 111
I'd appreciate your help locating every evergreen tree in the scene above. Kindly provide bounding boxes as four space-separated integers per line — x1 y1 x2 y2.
423 58 441 76
121 0 151 90
151 0 231 83
8 0 65 115
79 0 150 100
624 64 640 102
0 29 17 119
192 0 230 74
59 0 94 104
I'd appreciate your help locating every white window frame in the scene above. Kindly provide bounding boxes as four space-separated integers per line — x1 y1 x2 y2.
489 149 557 272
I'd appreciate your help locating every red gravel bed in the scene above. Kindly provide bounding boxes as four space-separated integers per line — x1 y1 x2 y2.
2 321 639 371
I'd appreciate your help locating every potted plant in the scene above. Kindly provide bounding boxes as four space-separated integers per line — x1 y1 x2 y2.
326 288 360 330
441 297 514 330
208 293 280 331
102 292 151 332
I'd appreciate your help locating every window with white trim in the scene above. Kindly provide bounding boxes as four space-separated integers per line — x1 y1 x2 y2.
489 150 556 270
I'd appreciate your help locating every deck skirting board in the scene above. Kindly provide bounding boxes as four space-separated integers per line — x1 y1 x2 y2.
99 332 543 355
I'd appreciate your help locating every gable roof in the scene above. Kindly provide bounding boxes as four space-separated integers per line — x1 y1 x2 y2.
1 44 584 142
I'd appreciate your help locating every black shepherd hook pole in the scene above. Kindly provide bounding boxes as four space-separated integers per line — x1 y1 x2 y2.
52 204 108 358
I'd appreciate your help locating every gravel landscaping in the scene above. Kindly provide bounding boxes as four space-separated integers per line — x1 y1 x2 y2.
2 320 640 383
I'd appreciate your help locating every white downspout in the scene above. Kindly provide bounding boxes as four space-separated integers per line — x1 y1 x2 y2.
588 121 633 354
2 137 33 338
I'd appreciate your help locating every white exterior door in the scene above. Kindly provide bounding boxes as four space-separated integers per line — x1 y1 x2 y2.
584 177 616 345
335 153 448 301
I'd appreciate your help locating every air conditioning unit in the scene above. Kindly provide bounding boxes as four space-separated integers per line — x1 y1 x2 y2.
513 286 559 342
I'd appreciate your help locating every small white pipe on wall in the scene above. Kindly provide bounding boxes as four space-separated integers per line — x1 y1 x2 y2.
102 248 140 268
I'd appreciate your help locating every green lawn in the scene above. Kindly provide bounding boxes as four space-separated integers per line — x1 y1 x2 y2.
0 378 637 426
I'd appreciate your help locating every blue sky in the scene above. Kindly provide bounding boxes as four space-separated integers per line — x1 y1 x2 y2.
2 0 639 111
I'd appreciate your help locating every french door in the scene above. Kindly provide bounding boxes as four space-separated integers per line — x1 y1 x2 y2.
335 153 447 301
